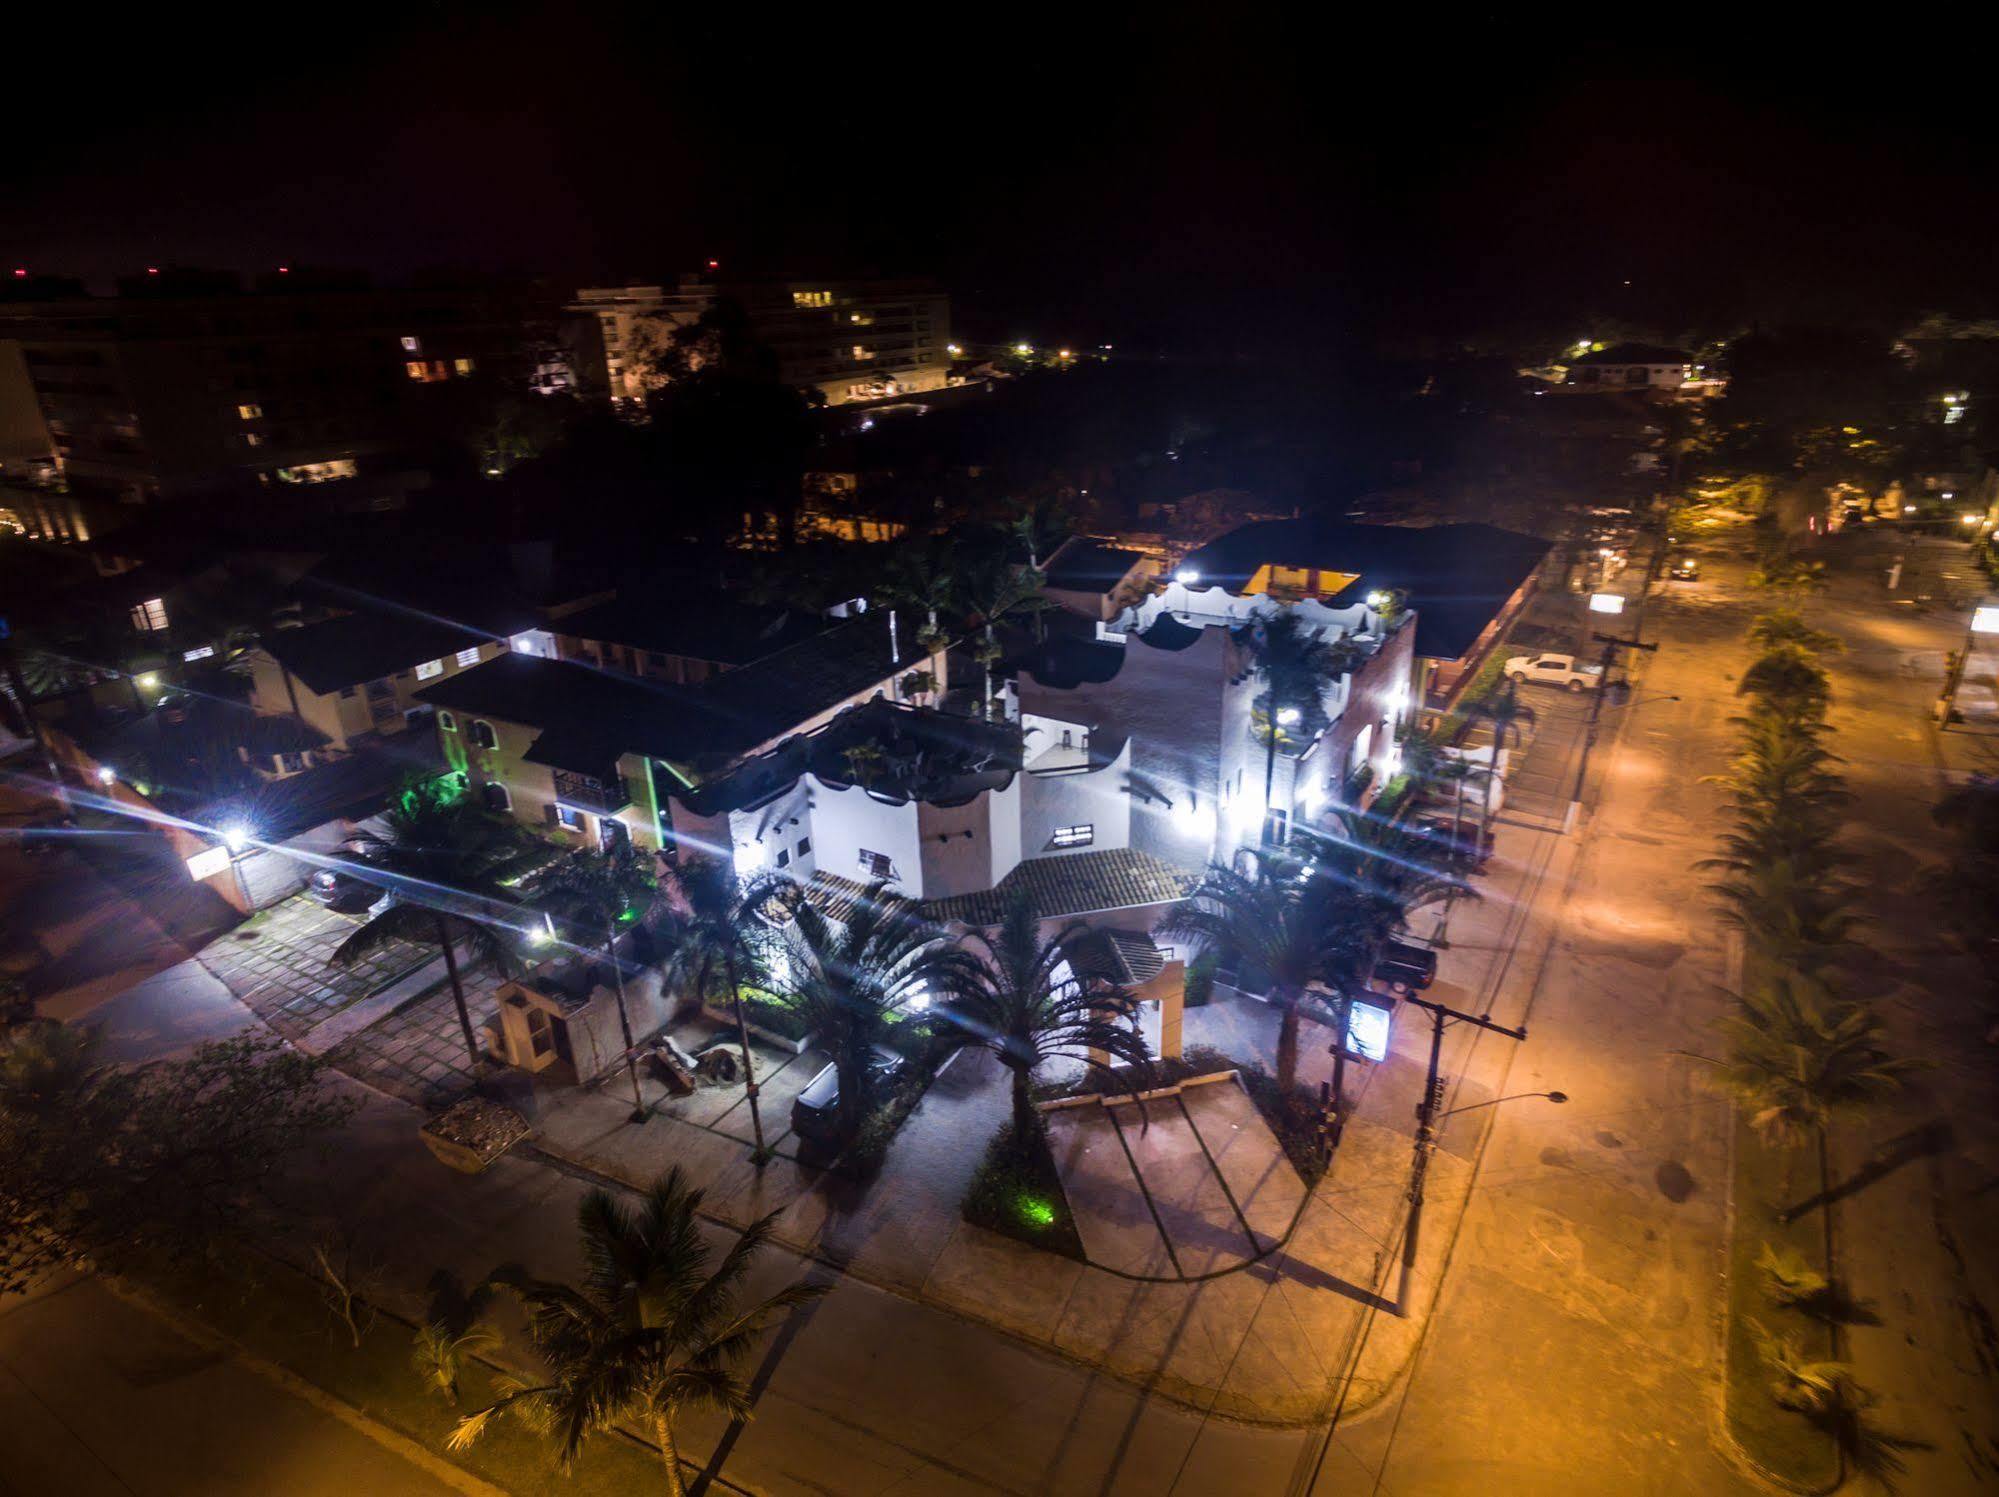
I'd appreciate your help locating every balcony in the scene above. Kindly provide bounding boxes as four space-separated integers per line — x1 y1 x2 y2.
552 767 631 814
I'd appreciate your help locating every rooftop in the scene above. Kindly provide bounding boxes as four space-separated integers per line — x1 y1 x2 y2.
1177 520 1553 661
1043 538 1145 594
194 735 441 845
551 594 828 665
924 848 1199 926
1569 343 1693 366
263 611 497 696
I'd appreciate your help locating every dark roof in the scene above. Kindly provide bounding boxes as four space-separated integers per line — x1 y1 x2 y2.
1043 538 1144 594
551 595 828 665
414 653 723 771
1135 614 1203 652
194 735 440 844
1177 520 1553 662
1569 343 1692 366
925 848 1198 925
415 615 907 777
263 611 495 695
1063 928 1168 986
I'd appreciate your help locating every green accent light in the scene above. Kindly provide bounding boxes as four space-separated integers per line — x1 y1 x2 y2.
1017 1196 1056 1229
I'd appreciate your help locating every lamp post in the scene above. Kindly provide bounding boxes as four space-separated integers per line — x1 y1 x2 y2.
1937 605 1999 724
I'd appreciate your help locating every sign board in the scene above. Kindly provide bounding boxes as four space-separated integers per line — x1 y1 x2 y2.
1973 605 1999 636
1588 592 1625 615
185 845 231 881
1344 998 1393 1062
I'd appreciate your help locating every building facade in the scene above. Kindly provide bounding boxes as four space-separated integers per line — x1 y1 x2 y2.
572 273 952 407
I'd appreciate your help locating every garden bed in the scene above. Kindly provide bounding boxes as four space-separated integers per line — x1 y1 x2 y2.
1235 1062 1330 1186
419 1097 530 1174
698 987 815 1054
1723 1110 1841 1492
962 1112 1087 1261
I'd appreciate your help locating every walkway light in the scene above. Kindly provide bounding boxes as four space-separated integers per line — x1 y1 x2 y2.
96 765 117 785
1014 342 1033 356
1961 512 1982 527
1174 567 1200 585
1277 706 1302 726
222 823 252 854
1366 589 1390 610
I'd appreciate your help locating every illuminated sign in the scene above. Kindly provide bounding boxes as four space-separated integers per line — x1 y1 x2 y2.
1973 606 1999 636
1343 997 1393 1062
1588 593 1625 615
185 845 232 881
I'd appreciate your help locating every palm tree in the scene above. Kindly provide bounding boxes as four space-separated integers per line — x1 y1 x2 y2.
1163 849 1347 1094
656 857 781 1162
1738 644 1831 722
1748 609 1843 659
935 891 1151 1137
777 882 963 1143
879 534 958 665
1469 677 1536 756
1711 975 1920 1216
1229 611 1354 844
449 1168 825 1495
954 544 1047 716
541 841 660 1124
331 776 544 1072
1706 857 1858 976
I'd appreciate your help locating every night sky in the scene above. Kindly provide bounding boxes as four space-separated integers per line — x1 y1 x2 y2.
10 8 1994 351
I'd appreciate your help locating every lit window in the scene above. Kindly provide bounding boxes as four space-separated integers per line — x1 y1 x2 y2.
792 290 833 308
405 361 428 380
469 720 498 749
852 345 874 360
556 804 584 831
414 659 443 680
182 645 215 662
401 336 421 352
453 357 474 376
438 710 457 731
1051 824 1094 848
237 403 263 420
243 433 265 447
483 782 511 814
455 646 481 669
129 598 169 632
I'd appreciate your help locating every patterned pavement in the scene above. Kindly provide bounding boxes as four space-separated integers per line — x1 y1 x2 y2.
196 897 426 1043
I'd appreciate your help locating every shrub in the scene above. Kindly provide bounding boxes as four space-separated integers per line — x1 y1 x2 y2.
734 987 811 1041
1183 949 1217 1009
962 1111 1085 1260
1236 1061 1329 1185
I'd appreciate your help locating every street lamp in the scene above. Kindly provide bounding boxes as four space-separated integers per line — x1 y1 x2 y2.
1439 1089 1568 1120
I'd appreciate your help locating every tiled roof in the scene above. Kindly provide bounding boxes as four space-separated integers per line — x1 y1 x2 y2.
1043 538 1144 593
1063 927 1168 986
552 595 827 665
924 848 1198 926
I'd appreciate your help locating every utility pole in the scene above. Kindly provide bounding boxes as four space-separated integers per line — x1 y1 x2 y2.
1398 994 1527 1312
1568 630 1659 810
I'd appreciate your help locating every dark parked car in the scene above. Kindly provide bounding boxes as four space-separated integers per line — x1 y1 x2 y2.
790 1045 907 1144
1373 939 1437 993
307 868 376 912
1666 555 1700 580
1411 813 1496 870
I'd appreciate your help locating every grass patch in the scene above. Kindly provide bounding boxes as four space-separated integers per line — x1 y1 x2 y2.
133 1251 671 1495
1723 1110 1841 1491
733 985 811 1041
962 1112 1086 1261
1235 1062 1329 1186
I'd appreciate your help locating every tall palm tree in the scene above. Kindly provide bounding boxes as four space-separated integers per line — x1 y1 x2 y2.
1715 978 1915 1150
935 891 1151 1137
1738 644 1831 722
1747 609 1843 659
449 1168 825 1496
953 544 1047 716
331 776 544 1072
776 882 964 1143
1163 849 1346 1094
542 841 660 1124
1469 677 1535 756
656 856 781 1161
1229 611 1355 844
879 533 958 665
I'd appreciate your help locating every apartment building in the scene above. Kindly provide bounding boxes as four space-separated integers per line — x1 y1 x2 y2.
572 272 952 407
0 270 571 514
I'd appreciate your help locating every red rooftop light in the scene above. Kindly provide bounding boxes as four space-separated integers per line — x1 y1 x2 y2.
147 266 159 274
11 268 25 278
706 258 720 269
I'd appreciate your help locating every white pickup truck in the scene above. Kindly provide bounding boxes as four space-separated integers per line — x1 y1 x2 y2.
1504 652 1602 692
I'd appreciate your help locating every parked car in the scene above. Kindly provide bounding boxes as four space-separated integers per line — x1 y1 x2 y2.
1666 555 1700 581
1504 652 1603 692
1373 939 1437 993
790 1044 907 1144
308 868 377 912
1410 813 1496 870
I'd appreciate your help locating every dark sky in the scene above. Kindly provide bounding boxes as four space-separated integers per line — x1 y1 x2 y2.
9 7 1995 352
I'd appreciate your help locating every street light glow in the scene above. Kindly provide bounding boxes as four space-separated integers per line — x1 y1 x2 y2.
96 765 117 785
222 823 252 854
1174 567 1200 585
